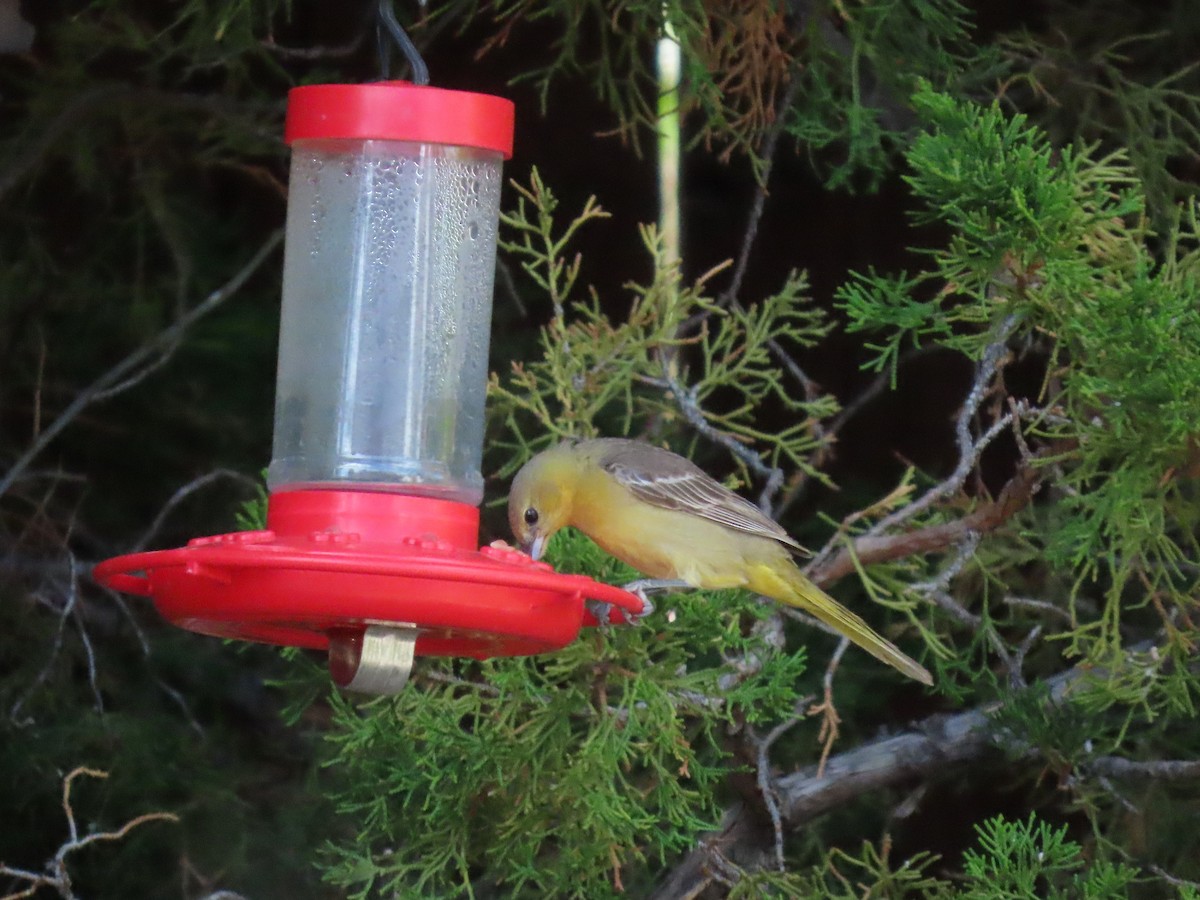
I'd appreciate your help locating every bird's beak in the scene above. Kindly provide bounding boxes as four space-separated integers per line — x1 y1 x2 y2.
525 533 547 561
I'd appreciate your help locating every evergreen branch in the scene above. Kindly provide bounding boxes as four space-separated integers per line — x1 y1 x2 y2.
905 531 1026 680
650 646 1140 899
863 314 1018 540
808 449 1048 588
0 230 283 501
0 85 281 205
661 374 784 510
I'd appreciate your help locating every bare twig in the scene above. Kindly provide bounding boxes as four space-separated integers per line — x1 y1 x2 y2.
1087 756 1200 781
68 567 104 715
10 586 76 726
775 346 941 518
1005 625 1040 690
131 469 261 552
1003 595 1074 624
808 453 1047 588
715 77 803 313
1150 866 1200 890
809 637 848 778
98 584 206 738
0 767 177 900
863 316 1019 540
0 230 283 500
260 30 367 60
662 375 785 510
751 709 808 873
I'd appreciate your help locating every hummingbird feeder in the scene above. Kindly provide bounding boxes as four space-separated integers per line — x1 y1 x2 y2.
94 80 645 695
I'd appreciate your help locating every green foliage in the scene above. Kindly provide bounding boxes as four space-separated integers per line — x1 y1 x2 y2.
720 813 1142 898
782 0 1001 189
489 168 836 482
234 473 270 530
996 5 1200 223
961 813 1138 899
454 0 1001 184
321 529 807 898
839 83 1200 678
0 3 320 896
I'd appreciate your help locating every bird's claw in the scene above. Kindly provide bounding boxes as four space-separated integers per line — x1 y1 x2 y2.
627 585 656 619
586 594 651 628
587 599 636 628
586 579 686 628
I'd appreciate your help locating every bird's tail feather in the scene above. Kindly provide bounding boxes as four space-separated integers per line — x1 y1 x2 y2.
748 563 933 686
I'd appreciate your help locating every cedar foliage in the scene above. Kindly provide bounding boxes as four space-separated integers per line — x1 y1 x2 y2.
1 1 1198 898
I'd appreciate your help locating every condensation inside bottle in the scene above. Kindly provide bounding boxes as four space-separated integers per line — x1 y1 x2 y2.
268 138 503 505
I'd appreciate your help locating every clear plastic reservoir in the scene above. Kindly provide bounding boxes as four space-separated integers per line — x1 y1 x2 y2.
268 137 504 504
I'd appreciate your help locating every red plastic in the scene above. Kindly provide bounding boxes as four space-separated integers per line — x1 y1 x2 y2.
285 82 514 158
93 490 644 659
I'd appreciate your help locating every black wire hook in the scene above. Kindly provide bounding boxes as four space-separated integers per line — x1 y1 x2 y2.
377 0 430 85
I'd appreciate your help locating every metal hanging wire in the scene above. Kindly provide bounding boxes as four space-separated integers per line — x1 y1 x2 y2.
377 0 430 85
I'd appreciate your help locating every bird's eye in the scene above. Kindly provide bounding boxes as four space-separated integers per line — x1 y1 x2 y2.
523 507 539 526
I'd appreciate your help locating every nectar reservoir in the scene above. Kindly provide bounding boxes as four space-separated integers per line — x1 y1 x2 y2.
268 82 514 504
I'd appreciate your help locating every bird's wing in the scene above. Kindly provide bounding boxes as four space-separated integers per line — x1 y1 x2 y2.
591 439 809 555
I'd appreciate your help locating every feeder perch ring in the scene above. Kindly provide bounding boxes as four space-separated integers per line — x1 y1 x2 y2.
93 491 647 690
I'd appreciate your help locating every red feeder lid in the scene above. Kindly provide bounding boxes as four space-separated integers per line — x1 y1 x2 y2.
93 490 644 661
285 81 515 158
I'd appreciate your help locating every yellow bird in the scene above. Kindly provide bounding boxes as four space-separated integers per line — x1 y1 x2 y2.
508 438 932 685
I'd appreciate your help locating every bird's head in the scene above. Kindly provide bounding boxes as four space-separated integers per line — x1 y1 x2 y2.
507 443 580 561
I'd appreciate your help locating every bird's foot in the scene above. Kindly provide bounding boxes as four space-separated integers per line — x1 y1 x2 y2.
587 580 688 627
622 578 692 596
586 598 645 628
622 578 691 614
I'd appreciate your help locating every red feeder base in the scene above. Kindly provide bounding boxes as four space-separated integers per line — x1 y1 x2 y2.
93 490 645 662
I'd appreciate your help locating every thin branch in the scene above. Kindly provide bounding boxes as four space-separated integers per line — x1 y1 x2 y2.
131 469 260 552
809 638 848 777
774 346 940 518
662 375 785 510
1150 866 1200 891
97 583 206 738
260 30 367 60
651 644 1141 899
1007 625 1042 691
1 767 177 900
1003 595 1074 624
863 315 1019 539
10 586 76 726
67 558 104 715
749 701 812 873
0 230 283 500
716 76 803 312
1087 756 1200 781
808 452 1047 588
